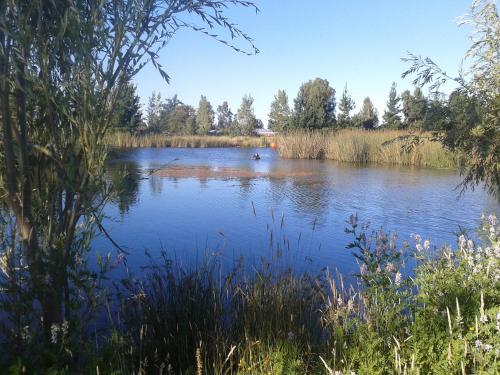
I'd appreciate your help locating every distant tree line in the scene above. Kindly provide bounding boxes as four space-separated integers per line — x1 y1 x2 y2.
114 84 263 135
267 78 481 133
115 75 480 137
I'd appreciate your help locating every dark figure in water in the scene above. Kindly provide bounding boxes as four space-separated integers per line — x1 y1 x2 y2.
252 153 260 160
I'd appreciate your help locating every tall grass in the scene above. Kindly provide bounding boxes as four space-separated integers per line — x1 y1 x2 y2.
106 132 273 148
2 212 498 374
89 213 498 375
277 129 463 169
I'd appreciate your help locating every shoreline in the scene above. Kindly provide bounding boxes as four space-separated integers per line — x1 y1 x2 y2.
107 129 462 170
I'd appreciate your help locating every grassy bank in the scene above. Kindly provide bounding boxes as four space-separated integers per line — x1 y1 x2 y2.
106 132 273 148
276 129 463 169
2 214 498 374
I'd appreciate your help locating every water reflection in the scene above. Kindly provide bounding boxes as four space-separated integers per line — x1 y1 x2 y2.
149 174 163 195
101 148 499 275
107 161 141 215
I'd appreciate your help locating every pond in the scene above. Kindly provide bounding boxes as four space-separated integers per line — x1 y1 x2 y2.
95 147 499 276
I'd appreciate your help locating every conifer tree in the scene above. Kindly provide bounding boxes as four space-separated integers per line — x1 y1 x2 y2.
382 82 402 128
338 83 356 128
196 95 215 134
402 88 428 128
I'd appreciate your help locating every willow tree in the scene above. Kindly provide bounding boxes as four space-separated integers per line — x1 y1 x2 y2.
293 78 336 129
0 0 257 345
402 0 499 196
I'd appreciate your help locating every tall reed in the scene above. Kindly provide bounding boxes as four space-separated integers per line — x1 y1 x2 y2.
106 132 272 148
277 129 463 169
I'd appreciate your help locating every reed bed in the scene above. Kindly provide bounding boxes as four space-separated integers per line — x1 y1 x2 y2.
277 129 463 169
106 132 273 148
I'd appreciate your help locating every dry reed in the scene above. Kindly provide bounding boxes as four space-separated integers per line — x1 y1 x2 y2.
106 132 273 148
276 129 463 169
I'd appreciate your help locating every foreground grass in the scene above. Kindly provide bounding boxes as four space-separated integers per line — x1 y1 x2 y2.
277 129 463 169
2 214 498 374
106 132 273 148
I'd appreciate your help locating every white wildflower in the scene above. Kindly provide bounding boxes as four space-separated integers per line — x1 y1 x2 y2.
347 299 354 312
61 320 69 336
467 240 474 253
287 331 294 341
50 320 69 344
423 240 430 251
385 262 396 273
412 233 422 243
415 244 423 253
458 235 466 249
21 326 31 342
483 344 493 352
473 264 483 274
480 314 488 324
337 296 344 307
494 246 500 258
50 323 59 344
395 272 402 287
488 214 498 227
475 339 482 350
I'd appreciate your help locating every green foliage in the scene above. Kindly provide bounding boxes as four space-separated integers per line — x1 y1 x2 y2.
0 0 258 361
236 341 306 375
268 89 292 132
382 82 402 129
236 94 258 135
1 213 499 373
146 91 163 132
337 83 356 128
196 95 215 135
168 104 197 135
424 96 448 131
402 0 500 197
357 97 379 129
293 78 336 129
401 88 427 129
113 78 144 134
108 162 141 215
216 101 234 131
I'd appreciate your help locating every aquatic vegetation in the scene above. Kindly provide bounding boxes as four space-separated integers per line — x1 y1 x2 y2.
276 129 463 169
106 132 273 148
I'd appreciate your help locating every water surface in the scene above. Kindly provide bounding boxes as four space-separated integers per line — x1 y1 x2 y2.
96 147 499 276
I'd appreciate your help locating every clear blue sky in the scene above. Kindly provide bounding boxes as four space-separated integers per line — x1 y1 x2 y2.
134 0 473 126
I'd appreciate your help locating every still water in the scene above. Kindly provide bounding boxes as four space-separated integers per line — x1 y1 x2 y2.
95 147 499 276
